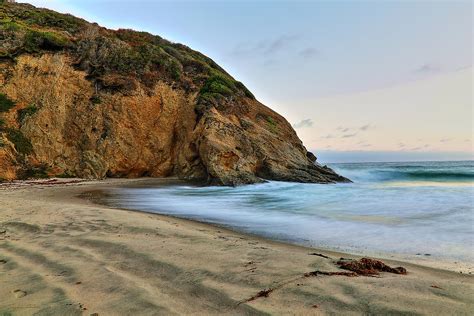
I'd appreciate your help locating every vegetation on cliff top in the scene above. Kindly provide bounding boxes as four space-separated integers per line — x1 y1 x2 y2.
0 2 254 103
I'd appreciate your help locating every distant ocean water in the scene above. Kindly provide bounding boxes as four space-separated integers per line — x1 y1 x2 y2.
103 161 474 263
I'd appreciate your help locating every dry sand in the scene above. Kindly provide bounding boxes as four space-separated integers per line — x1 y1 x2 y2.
0 179 473 315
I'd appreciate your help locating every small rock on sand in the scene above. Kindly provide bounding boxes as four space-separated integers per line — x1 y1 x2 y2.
13 289 27 298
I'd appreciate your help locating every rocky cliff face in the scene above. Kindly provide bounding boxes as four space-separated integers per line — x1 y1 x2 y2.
0 2 348 185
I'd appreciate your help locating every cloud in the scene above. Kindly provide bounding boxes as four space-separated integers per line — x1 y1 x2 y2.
414 63 441 74
232 34 299 58
299 47 319 59
264 35 299 55
320 134 334 139
292 118 314 129
335 127 351 133
410 144 430 151
439 138 452 143
342 133 357 138
337 124 371 134
398 142 406 148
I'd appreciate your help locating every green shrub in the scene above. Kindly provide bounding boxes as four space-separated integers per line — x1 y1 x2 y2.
0 93 15 112
0 21 21 32
198 92 224 104
182 58 211 75
200 74 237 97
235 81 255 99
199 74 255 100
56 171 75 178
3 4 86 34
17 104 37 123
24 30 71 52
163 45 185 63
18 164 49 179
116 29 162 47
167 59 182 80
90 95 101 104
6 128 33 155
0 117 5 129
266 116 278 133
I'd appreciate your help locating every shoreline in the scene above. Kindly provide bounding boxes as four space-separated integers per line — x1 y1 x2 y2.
1 178 473 315
87 177 472 274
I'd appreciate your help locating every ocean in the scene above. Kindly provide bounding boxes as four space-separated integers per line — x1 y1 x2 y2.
103 160 474 263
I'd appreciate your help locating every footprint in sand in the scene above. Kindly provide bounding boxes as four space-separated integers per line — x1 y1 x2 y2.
13 289 27 298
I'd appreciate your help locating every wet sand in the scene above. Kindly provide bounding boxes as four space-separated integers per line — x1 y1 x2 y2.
0 178 473 315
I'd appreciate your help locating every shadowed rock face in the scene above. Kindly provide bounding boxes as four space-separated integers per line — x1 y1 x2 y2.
0 3 349 185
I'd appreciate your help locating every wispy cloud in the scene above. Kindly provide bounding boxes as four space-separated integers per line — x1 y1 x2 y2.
414 63 441 74
336 126 351 133
320 134 334 139
410 144 430 151
337 124 372 133
299 47 319 59
292 118 314 129
342 133 357 138
439 138 452 143
359 124 372 131
231 34 299 58
265 35 299 55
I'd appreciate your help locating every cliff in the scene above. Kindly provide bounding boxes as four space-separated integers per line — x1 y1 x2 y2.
0 2 348 185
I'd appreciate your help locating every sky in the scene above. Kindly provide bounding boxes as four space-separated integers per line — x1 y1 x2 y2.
22 0 473 162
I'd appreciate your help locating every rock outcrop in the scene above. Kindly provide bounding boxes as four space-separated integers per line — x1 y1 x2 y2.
0 2 349 185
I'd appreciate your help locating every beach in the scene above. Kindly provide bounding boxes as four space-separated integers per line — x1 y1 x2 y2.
1 179 473 315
